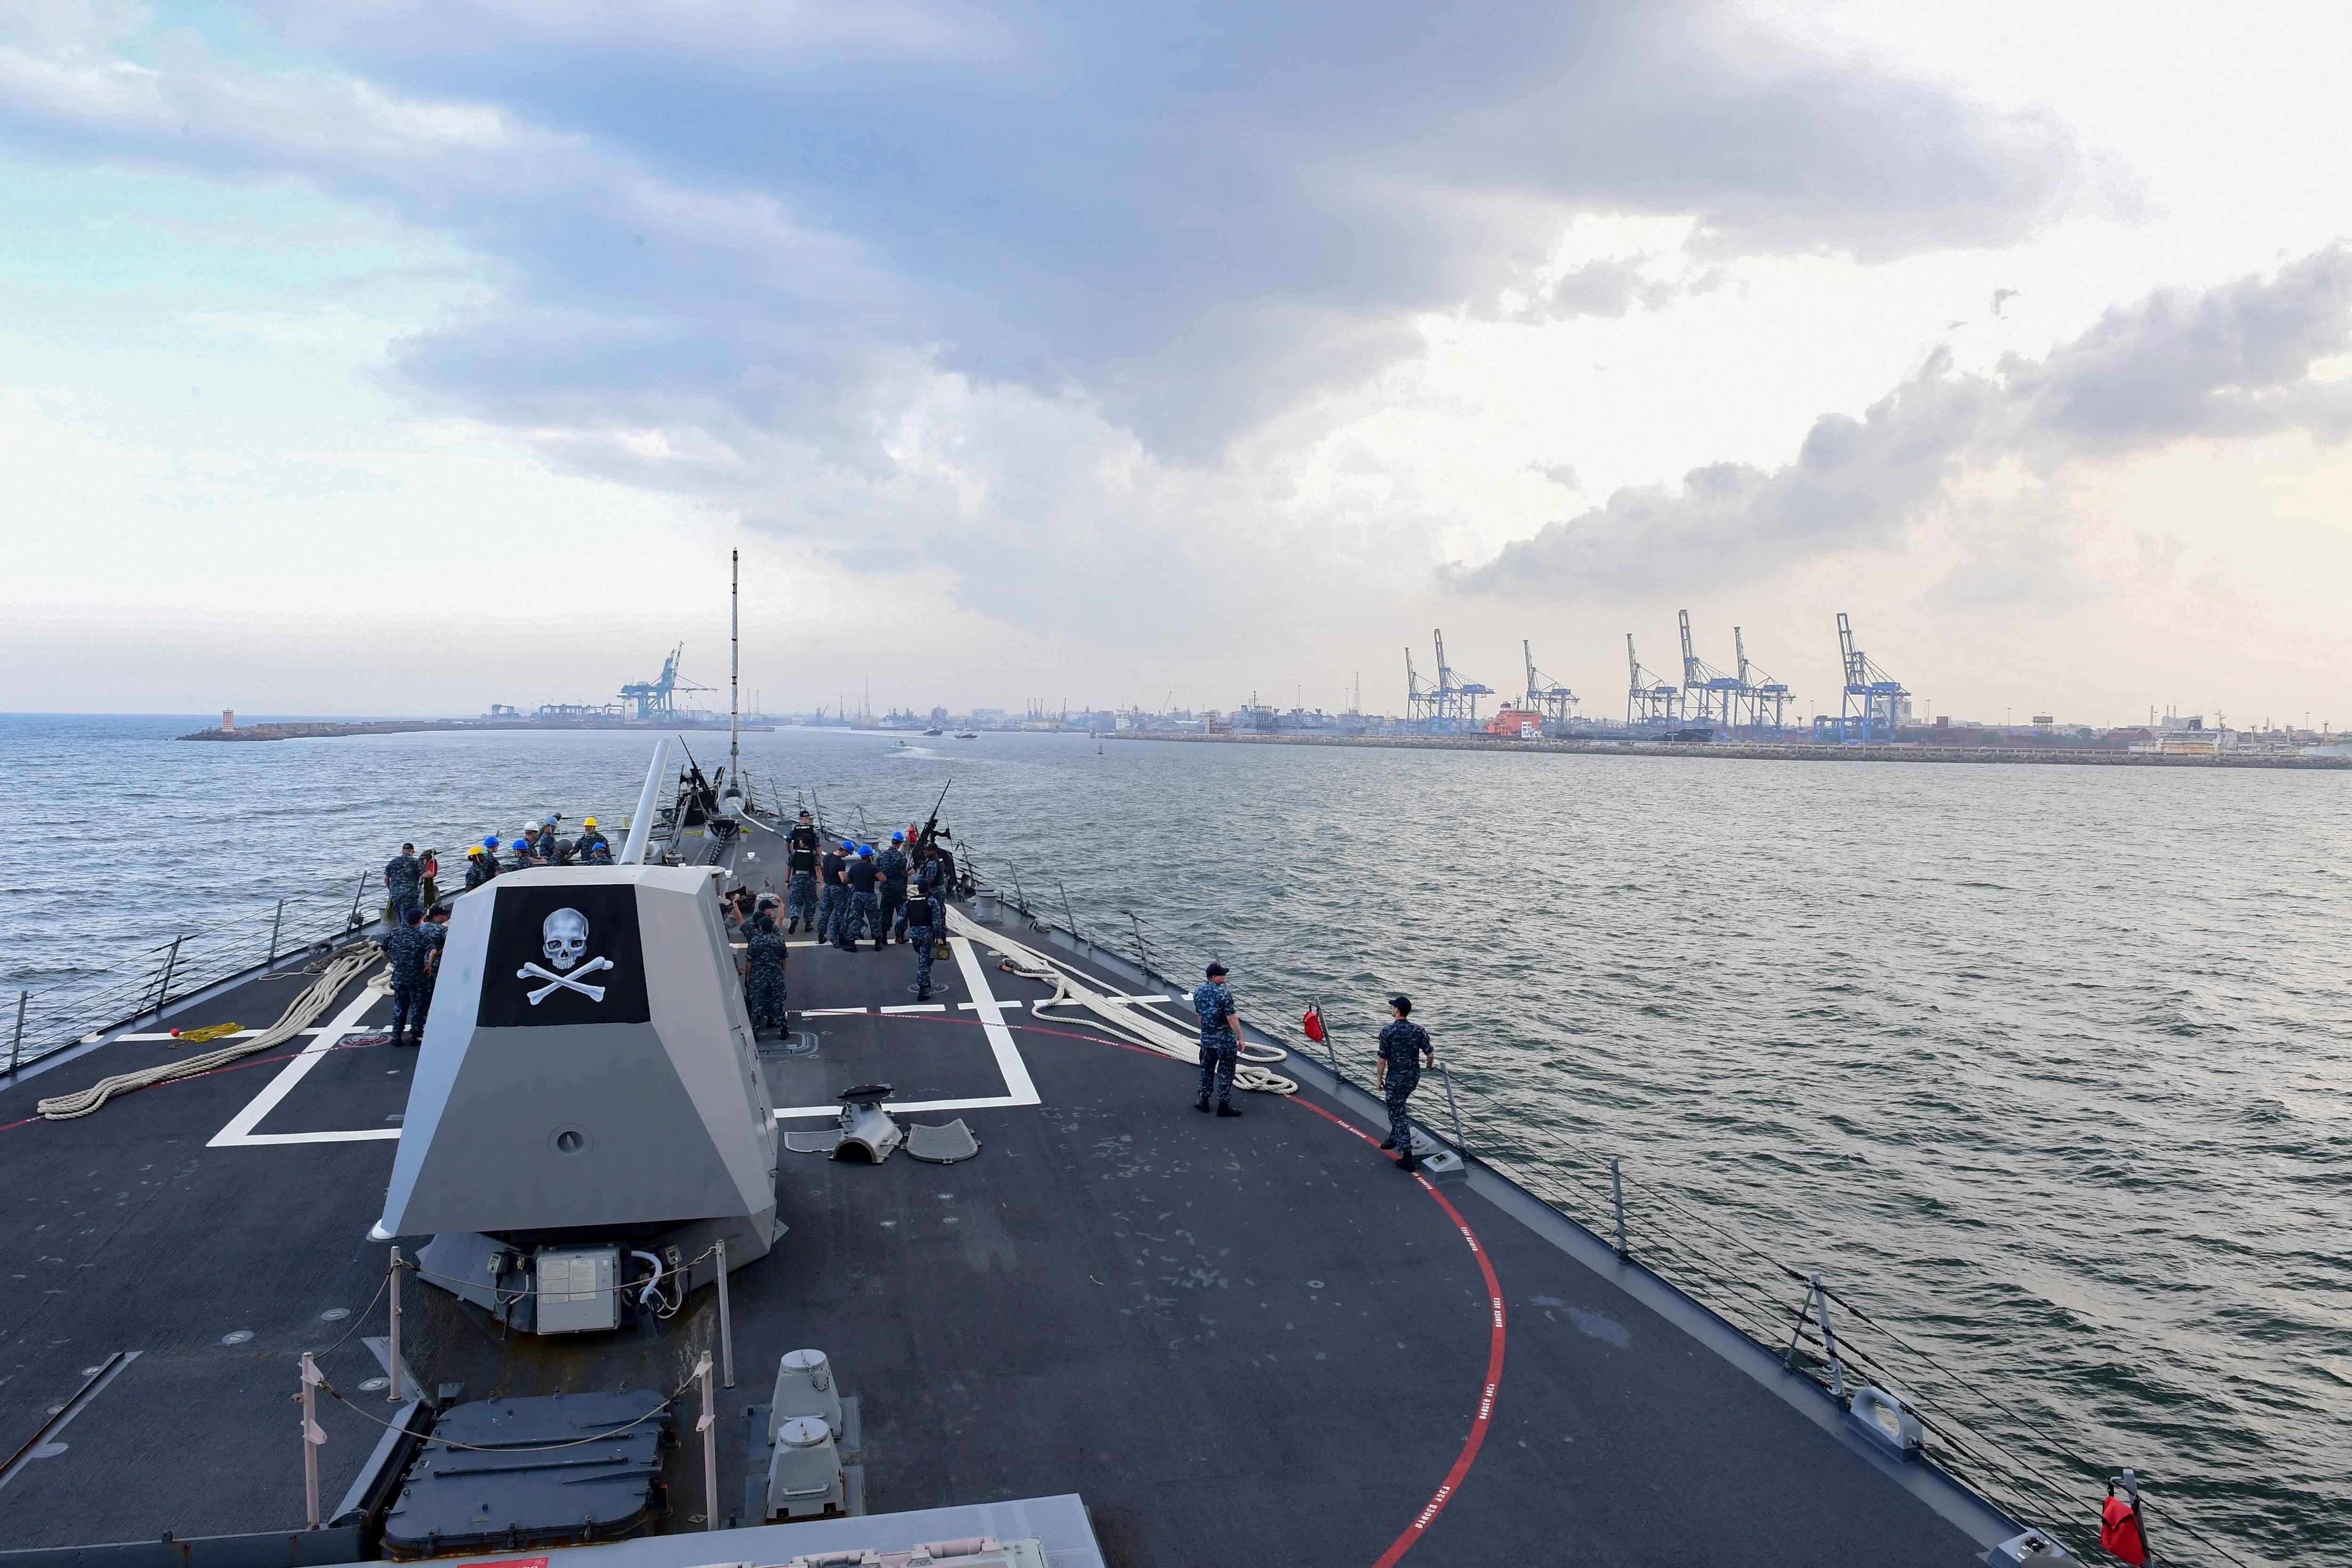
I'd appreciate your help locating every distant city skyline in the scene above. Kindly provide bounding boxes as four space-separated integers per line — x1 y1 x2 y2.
5 4 2352 728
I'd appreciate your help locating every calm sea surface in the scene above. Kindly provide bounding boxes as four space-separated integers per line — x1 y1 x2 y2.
2 714 2344 1560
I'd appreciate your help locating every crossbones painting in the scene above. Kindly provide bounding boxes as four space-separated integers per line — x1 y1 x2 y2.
517 907 614 1004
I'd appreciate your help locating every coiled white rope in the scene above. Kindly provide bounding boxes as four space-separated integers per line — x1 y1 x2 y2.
37 947 381 1121
946 908 1296 1094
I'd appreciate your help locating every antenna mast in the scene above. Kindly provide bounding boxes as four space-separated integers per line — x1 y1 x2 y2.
729 549 740 786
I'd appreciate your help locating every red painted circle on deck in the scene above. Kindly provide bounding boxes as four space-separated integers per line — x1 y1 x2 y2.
1286 1096 1506 1567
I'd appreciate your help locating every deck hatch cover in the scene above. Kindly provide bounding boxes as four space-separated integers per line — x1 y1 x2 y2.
381 1390 671 1559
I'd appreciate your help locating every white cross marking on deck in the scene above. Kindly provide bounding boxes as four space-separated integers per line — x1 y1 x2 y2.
771 935 1040 1120
207 984 399 1148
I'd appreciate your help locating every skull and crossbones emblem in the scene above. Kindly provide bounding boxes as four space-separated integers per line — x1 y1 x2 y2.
516 908 614 1004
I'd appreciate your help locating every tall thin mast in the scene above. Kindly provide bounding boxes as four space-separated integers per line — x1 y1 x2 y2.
729 549 740 787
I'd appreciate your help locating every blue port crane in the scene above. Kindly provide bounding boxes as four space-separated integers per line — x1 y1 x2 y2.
1625 634 1681 726
1733 626 1792 730
1523 640 1579 725
618 644 712 722
1404 646 1430 724
1678 611 1746 727
1429 629 1493 728
1835 613 1908 742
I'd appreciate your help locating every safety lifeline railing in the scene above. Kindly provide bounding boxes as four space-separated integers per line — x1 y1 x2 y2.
954 857 2260 1568
2 874 383 1078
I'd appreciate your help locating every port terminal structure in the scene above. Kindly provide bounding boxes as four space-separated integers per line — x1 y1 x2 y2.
1818 612 1910 744
1390 613 1868 742
1405 629 1497 732
1612 613 1800 738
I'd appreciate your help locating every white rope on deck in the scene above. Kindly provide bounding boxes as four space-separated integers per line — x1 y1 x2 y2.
36 947 382 1121
945 908 1297 1095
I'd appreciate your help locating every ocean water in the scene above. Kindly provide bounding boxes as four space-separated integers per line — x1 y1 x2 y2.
2 713 2344 1562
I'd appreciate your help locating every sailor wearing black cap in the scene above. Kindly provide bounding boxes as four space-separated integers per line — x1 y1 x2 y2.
382 907 432 1050
1192 962 1244 1117
1376 995 1433 1173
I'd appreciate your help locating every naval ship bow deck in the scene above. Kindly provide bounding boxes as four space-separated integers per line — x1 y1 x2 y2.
0 807 2022 1568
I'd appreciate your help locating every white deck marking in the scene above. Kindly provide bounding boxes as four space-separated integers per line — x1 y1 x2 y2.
801 1006 872 1017
208 985 401 1148
878 1003 945 1014
772 936 1039 1120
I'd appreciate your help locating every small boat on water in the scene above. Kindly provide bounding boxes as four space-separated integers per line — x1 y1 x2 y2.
924 727 944 736
953 729 979 740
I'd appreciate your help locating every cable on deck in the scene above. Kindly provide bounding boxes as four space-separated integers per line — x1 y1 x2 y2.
34 947 380 1122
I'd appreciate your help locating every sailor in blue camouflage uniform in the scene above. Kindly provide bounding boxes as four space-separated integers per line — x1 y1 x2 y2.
382 906 432 1049
416 905 451 1023
462 840 499 890
875 833 911 946
904 856 946 998
1375 995 1435 1174
785 812 821 933
817 843 849 944
383 842 422 926
743 912 789 1032
1191 961 1244 1117
840 845 882 951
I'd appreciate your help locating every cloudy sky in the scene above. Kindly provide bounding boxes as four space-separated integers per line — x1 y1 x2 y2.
5 1 2352 726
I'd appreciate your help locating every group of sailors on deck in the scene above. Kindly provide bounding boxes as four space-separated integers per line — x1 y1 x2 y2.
452 815 613 887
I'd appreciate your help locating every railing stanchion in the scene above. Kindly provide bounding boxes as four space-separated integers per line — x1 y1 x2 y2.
9 989 24 1075
1811 1273 1848 1400
347 872 370 931
1057 880 1081 944
1439 1062 1466 1154
715 1239 735 1389
1317 998 1342 1081
268 899 285 967
299 1352 324 1529
150 935 184 1027
387 1246 403 1402
1609 1156 1628 1260
695 1353 719 1530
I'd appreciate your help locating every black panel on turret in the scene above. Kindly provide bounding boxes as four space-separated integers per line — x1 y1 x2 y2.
476 881 652 1027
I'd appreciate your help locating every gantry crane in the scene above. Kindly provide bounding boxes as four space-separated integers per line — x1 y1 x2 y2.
1678 611 1745 727
1835 613 1908 742
1428 629 1493 727
1733 626 1792 730
1626 634 1681 725
1522 640 1578 725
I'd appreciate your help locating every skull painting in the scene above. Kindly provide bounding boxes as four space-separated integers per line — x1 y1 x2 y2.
542 908 590 971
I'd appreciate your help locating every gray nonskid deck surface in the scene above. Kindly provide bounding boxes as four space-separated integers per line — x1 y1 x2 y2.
0 919 1986 1566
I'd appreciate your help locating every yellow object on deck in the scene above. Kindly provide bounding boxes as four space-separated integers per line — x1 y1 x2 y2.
173 1022 244 1045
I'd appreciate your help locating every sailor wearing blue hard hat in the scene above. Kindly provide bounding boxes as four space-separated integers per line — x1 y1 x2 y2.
839 842 882 951
875 833 911 947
